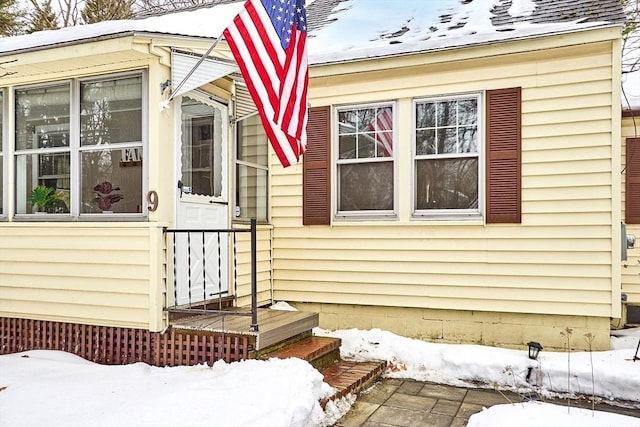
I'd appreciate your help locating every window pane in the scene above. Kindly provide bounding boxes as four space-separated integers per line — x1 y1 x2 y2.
81 76 142 146
236 114 268 167
16 84 70 150
180 97 223 197
416 102 435 128
339 134 356 159
236 114 268 221
81 148 142 213
339 161 393 211
416 129 435 155
460 126 478 153
236 164 267 220
339 106 393 160
458 98 477 125
415 158 478 210
437 101 457 126
438 128 457 154
15 153 70 214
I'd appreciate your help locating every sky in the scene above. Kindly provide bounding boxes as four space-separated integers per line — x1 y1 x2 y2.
1 303 639 427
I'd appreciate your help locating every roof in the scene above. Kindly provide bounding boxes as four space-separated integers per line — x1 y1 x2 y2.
0 0 625 60
0 0 634 108
305 0 626 64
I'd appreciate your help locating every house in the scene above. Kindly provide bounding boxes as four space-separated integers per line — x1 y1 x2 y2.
0 0 636 363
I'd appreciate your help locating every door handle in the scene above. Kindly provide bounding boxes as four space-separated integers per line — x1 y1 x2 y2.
209 200 228 205
177 180 192 197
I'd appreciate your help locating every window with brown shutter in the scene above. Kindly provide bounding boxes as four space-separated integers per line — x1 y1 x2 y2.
303 106 331 225
626 137 640 224
485 87 521 224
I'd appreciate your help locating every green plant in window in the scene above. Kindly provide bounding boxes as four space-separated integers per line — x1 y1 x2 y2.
29 185 59 213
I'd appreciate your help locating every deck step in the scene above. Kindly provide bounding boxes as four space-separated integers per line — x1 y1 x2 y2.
259 335 341 372
320 359 387 408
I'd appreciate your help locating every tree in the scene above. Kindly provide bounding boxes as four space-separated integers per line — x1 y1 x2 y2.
26 0 58 33
81 0 134 24
0 0 23 36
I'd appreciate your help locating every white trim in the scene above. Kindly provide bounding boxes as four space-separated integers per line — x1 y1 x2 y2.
333 101 398 221
411 92 484 220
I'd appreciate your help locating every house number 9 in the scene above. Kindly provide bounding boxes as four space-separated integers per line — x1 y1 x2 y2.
147 190 158 212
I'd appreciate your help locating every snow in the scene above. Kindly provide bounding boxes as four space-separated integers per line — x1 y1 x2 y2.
4 0 635 106
305 0 617 64
1 321 638 427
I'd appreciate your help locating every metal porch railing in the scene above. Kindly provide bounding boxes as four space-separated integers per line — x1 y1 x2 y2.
164 218 259 331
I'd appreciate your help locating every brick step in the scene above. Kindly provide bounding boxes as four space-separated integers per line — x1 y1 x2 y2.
258 335 342 372
320 359 387 408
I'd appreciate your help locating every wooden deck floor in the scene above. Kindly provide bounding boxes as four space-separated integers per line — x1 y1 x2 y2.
170 308 319 350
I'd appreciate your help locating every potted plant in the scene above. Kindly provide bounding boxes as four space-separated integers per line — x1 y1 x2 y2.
93 181 123 212
29 185 60 213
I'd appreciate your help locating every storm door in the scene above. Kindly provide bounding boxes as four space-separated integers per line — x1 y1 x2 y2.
174 92 229 306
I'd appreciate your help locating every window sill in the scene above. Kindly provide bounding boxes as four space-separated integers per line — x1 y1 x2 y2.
411 213 484 225
12 214 147 222
334 212 398 223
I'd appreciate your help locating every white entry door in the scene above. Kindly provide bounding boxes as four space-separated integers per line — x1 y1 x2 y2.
174 92 229 306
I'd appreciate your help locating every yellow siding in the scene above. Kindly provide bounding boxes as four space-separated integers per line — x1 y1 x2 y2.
233 225 273 307
622 116 640 303
0 37 268 331
0 224 157 329
272 34 621 319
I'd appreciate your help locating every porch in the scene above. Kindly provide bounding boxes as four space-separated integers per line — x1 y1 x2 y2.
164 219 319 351
169 307 319 351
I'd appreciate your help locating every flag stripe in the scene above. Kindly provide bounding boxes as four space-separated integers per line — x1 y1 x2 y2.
225 25 298 165
224 0 308 168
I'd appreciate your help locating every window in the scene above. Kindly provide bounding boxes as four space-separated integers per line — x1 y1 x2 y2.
413 94 480 216
15 83 71 214
14 73 145 217
235 114 268 221
336 103 395 214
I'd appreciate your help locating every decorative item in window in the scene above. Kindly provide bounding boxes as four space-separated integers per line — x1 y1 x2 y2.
120 148 142 167
29 185 60 213
93 181 123 212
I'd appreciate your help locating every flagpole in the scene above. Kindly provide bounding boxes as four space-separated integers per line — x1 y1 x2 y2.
167 35 224 102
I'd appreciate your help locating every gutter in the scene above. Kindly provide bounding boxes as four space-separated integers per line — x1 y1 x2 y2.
0 31 216 57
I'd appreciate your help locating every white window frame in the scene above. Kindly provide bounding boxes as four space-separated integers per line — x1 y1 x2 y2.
234 111 269 223
411 92 484 220
12 70 148 220
333 101 398 221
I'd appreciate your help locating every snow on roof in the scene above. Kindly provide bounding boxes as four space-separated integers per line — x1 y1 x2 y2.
0 0 634 107
305 0 626 64
0 2 244 55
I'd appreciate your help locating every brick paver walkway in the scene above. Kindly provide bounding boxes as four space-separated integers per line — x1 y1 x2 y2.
335 378 640 427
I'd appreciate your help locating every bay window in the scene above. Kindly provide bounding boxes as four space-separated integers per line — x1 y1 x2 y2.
13 72 144 217
413 94 480 217
336 103 395 215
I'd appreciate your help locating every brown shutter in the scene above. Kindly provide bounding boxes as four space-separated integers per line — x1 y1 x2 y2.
486 87 521 224
626 137 640 224
303 106 331 225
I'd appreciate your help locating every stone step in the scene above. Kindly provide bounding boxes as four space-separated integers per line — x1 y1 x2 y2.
257 334 386 408
320 359 387 409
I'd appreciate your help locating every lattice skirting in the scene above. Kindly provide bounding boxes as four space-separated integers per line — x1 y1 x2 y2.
0 317 252 366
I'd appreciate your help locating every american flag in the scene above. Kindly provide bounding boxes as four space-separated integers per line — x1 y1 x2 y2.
367 107 393 157
224 0 308 167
